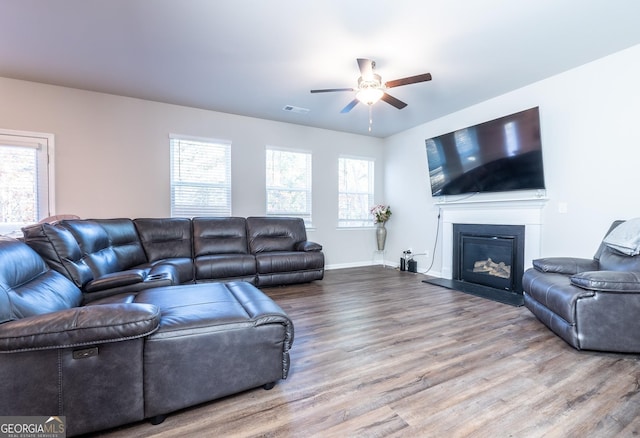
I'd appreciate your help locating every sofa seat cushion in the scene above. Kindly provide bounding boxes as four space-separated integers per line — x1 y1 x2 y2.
254 251 325 274
147 257 194 284
89 293 137 305
194 254 256 281
522 268 595 325
132 282 289 334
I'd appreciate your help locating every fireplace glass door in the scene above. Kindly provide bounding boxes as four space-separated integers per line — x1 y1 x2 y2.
459 235 515 291
452 223 525 294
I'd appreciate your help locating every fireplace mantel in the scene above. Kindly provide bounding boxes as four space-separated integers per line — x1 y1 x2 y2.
437 197 547 280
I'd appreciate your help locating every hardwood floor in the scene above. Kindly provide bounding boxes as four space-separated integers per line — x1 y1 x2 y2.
92 266 640 437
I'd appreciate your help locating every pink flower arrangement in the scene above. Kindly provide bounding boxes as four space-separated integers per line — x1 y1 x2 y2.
370 204 392 224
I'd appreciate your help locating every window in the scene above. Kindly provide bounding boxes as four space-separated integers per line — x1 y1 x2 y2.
265 147 312 224
0 129 54 236
338 156 374 227
170 134 231 217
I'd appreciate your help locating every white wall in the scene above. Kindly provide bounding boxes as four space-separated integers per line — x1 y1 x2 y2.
3 44 639 272
384 44 640 274
0 77 385 268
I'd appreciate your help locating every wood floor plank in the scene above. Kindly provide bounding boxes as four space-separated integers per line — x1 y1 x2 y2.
91 267 640 437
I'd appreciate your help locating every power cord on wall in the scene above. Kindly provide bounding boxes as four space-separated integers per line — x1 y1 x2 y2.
420 207 441 275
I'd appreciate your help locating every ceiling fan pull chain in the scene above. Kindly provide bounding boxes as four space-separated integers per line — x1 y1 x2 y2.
368 105 373 132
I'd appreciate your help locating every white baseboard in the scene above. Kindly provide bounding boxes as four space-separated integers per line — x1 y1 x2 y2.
325 260 398 270
325 261 442 278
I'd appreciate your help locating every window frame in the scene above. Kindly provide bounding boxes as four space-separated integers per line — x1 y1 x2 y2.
0 128 55 236
265 145 313 225
337 155 375 228
169 133 232 218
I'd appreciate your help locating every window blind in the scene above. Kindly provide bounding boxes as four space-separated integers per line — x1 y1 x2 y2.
170 135 231 217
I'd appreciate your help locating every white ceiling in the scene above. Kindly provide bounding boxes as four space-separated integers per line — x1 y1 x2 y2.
1 0 640 138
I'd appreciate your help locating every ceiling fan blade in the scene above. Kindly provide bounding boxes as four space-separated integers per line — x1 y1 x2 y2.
310 88 355 93
381 93 408 109
385 73 432 89
357 58 375 79
340 99 359 113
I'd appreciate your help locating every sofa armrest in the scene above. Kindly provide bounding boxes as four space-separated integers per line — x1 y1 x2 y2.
81 266 177 303
295 241 323 252
0 303 160 352
84 269 148 293
533 257 599 275
570 271 640 292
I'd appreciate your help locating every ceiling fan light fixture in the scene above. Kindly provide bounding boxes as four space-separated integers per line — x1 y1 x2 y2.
310 58 431 117
356 87 384 105
356 74 384 106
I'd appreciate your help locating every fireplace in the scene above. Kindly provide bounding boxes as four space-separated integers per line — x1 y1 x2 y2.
453 223 524 293
425 223 525 306
423 197 545 306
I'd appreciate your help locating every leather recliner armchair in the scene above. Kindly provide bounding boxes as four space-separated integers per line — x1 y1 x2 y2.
523 220 640 353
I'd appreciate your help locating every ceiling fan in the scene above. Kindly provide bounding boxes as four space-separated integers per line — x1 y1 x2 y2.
310 58 432 114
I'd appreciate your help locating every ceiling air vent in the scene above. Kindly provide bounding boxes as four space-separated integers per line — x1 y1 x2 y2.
283 105 310 114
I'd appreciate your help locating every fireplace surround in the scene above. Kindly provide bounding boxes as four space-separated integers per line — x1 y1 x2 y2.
423 196 546 306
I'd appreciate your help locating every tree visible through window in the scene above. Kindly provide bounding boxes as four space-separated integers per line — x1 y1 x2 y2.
266 147 312 224
0 130 53 236
338 156 374 227
170 135 231 217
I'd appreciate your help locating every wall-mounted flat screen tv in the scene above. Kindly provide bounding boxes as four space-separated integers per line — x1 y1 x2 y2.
426 107 545 197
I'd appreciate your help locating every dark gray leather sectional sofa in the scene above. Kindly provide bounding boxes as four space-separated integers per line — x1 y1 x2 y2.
0 216 321 436
523 220 640 353
22 216 324 302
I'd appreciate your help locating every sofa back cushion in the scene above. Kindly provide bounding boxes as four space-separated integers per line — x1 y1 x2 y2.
134 218 193 261
246 217 307 253
193 217 248 256
93 219 147 268
59 220 120 278
0 237 82 323
22 223 94 288
598 249 640 272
